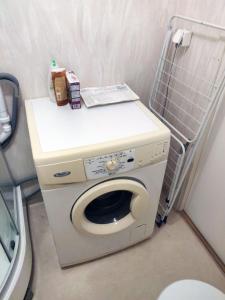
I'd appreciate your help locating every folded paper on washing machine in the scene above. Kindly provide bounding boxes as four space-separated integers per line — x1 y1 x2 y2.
80 83 139 108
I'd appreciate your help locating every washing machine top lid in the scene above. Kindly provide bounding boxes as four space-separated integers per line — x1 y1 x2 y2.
25 97 170 164
29 98 157 152
158 280 225 300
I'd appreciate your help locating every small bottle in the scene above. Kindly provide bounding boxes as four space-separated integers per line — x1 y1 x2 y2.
48 59 68 106
48 59 58 103
53 74 68 106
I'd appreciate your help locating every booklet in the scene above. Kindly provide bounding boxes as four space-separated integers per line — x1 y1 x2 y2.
80 83 139 108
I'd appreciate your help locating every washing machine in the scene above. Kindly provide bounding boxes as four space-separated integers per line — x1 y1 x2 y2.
25 97 170 267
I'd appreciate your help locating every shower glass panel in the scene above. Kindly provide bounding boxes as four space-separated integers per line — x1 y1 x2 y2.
0 151 17 223
0 188 19 289
1 186 17 229
0 154 12 186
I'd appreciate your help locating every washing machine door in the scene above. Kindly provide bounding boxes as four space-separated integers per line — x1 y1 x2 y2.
71 178 152 235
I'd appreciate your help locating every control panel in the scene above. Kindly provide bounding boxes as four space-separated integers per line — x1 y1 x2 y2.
84 149 135 180
36 140 169 185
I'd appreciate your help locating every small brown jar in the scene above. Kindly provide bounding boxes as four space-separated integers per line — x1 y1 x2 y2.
52 68 68 106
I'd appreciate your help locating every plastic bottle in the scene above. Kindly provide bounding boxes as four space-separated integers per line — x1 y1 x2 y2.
48 59 58 103
48 59 68 106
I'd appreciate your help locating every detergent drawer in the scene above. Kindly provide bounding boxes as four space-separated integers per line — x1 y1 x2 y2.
36 159 86 185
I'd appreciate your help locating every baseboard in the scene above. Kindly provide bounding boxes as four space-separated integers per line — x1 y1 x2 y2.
181 211 225 274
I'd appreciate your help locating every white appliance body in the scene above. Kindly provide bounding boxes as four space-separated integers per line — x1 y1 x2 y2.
42 161 167 266
25 98 170 266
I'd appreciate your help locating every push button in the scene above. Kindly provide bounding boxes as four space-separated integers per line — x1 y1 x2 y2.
127 158 134 162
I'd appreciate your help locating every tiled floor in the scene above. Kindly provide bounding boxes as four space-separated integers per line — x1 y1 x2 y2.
29 202 225 300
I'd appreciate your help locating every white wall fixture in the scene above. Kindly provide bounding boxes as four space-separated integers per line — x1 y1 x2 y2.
172 29 192 47
149 15 225 225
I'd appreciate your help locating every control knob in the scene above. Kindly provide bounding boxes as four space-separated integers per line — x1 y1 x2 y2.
106 159 119 171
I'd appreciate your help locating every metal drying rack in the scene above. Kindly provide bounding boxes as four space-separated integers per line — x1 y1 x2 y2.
149 15 225 226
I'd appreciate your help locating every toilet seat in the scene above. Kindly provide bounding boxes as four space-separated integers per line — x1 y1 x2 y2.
158 280 225 300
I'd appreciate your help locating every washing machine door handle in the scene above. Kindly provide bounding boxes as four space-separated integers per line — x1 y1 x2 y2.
71 179 152 236
130 193 150 220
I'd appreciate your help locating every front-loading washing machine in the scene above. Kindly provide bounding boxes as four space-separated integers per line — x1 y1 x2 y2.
25 97 170 267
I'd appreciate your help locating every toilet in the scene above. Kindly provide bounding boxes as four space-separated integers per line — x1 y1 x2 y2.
158 280 225 300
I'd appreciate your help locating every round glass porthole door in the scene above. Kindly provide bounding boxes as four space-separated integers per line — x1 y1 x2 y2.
71 179 152 235
84 190 133 224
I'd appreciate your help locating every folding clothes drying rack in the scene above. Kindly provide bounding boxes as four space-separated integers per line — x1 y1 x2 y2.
149 15 225 226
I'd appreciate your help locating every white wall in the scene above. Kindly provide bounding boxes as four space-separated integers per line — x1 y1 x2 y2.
1 0 225 184
175 0 225 263
0 0 177 181
185 99 225 263
0 0 180 101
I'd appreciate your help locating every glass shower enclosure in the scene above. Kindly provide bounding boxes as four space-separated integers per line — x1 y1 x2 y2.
0 189 19 286
0 181 32 299
0 74 32 299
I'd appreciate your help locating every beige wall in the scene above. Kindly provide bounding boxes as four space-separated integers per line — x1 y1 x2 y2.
185 98 225 263
176 0 225 262
0 0 225 181
176 0 225 25
0 0 179 101
0 0 177 181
